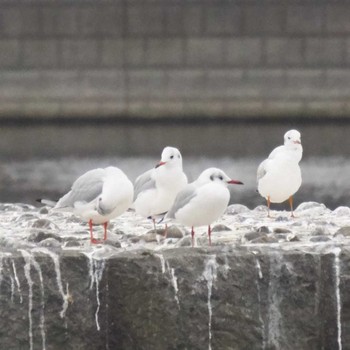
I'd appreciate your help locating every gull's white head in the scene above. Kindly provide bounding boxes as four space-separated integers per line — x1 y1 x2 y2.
197 168 243 187
156 146 183 169
284 130 302 148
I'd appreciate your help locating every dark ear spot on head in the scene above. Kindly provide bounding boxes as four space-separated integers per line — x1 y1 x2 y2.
210 175 214 181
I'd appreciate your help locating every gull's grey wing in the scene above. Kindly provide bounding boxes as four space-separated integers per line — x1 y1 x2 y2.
257 160 267 183
133 169 156 200
56 168 105 208
167 185 197 219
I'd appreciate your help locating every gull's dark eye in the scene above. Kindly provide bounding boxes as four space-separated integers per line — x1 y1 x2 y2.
210 175 214 181
288 137 291 140
219 175 223 180
170 155 174 159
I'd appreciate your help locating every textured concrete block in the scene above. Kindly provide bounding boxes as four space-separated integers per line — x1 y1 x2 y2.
0 40 20 67
22 40 58 68
243 5 285 34
124 39 145 66
164 5 184 35
266 38 303 66
79 6 123 36
244 69 285 97
127 5 163 36
305 38 344 65
145 38 183 66
326 5 350 33
39 70 81 98
81 70 125 98
186 38 224 66
287 6 324 33
101 39 124 67
326 69 350 89
166 70 206 98
128 70 166 98
345 39 350 65
183 5 203 35
286 69 325 97
0 8 22 36
41 6 79 36
226 38 262 66
61 40 99 67
205 69 244 98
205 4 241 35
0 71 41 98
20 6 41 35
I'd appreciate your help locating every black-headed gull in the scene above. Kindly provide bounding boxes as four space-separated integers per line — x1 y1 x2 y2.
133 146 188 229
166 167 243 246
257 129 303 217
40 166 134 244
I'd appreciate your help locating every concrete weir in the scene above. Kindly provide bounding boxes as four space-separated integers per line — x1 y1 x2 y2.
0 245 349 349
0 201 349 349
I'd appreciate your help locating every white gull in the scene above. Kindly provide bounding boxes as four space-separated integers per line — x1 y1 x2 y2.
166 167 243 246
133 146 188 229
257 129 303 217
41 166 134 244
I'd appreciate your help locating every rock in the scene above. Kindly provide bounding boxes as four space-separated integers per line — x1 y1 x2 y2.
275 234 290 242
175 236 192 247
211 224 232 232
27 231 62 243
140 232 165 243
39 206 49 214
64 240 81 248
253 205 268 213
226 204 250 215
105 239 122 248
257 226 270 233
311 227 329 236
32 218 57 229
295 202 330 216
333 206 350 217
165 225 184 239
334 226 350 237
310 236 332 242
250 235 278 244
38 237 62 248
242 231 264 242
289 234 300 242
296 202 326 211
275 216 289 222
274 227 292 233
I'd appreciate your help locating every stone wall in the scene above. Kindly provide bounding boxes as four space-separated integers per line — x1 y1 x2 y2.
0 0 350 119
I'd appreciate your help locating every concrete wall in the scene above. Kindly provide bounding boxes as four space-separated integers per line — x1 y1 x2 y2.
0 1 350 119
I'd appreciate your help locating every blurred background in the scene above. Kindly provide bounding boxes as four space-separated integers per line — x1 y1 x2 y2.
0 0 349 209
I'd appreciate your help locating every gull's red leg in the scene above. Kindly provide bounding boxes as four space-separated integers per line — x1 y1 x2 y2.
208 225 212 246
103 222 108 240
289 196 295 218
191 227 195 247
89 219 97 244
267 196 271 218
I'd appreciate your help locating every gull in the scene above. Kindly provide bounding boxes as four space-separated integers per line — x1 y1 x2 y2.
39 166 134 244
166 168 243 246
133 146 188 230
257 129 303 217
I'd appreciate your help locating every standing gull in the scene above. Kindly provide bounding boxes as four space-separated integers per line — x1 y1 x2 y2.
40 166 134 244
257 129 303 217
133 146 188 230
166 168 243 246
